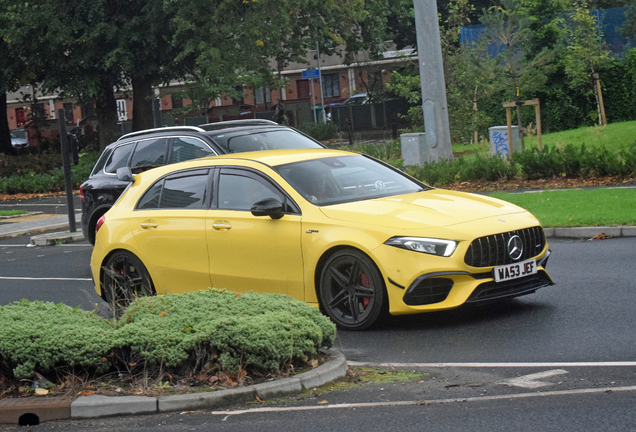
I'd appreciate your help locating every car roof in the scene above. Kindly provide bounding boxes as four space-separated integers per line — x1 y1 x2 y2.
105 122 314 151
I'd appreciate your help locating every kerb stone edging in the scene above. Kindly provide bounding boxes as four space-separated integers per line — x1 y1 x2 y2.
70 348 346 419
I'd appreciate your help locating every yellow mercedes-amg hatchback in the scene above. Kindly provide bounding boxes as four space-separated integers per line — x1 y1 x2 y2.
91 149 553 330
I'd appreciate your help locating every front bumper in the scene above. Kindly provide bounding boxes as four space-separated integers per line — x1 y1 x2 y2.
379 245 554 316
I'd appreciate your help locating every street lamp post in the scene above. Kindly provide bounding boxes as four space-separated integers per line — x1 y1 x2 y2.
413 0 454 162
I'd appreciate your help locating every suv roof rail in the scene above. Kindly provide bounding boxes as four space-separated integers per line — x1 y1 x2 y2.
117 126 206 141
198 119 278 131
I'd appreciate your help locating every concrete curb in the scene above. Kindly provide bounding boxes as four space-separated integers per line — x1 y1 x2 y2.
544 225 636 239
69 348 346 419
30 231 85 246
0 213 81 242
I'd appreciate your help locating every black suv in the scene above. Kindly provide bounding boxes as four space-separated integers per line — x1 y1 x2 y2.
80 119 325 244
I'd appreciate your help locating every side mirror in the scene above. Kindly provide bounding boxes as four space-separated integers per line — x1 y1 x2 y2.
251 198 284 220
116 167 133 182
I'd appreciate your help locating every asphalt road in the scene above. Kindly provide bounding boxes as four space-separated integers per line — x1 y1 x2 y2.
0 193 82 215
1 235 635 431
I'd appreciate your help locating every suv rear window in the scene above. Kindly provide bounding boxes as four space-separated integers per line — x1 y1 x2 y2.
213 130 323 153
130 138 169 169
105 143 134 173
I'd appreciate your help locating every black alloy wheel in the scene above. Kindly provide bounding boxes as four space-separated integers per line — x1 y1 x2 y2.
319 249 388 330
101 251 155 316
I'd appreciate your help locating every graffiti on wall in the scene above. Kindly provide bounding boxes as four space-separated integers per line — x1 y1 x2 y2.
492 131 510 156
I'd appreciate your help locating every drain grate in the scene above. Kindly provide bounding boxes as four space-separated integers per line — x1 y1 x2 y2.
0 397 71 425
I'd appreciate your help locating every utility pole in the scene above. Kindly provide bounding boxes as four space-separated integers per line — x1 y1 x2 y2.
413 0 454 162
316 40 326 123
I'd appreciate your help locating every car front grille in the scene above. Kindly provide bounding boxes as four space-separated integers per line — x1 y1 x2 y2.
464 226 546 268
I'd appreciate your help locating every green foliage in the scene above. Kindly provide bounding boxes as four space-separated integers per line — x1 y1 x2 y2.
512 145 563 179
0 290 336 380
510 143 636 179
349 140 402 163
0 301 112 379
0 150 99 194
406 152 518 186
298 122 341 142
115 290 335 374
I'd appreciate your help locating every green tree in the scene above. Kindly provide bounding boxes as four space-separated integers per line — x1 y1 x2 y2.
0 0 124 149
475 0 555 150
563 2 610 125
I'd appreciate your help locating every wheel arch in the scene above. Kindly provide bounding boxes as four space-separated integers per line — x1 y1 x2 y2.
87 204 112 245
98 248 156 303
313 245 387 311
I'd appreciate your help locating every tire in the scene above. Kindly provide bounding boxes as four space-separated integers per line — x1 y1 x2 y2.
319 249 388 331
101 251 155 316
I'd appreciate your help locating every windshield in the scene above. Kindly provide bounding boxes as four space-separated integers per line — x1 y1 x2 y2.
213 130 323 153
276 155 428 206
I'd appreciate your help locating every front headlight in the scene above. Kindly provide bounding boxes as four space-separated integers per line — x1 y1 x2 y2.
384 237 458 257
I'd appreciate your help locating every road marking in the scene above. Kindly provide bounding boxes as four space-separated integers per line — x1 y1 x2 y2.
210 385 636 416
498 369 568 389
347 361 636 368
0 276 92 281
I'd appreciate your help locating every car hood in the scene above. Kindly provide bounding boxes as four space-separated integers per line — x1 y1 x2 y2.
319 189 529 230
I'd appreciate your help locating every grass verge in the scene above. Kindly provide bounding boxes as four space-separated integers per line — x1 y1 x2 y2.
489 187 636 227
0 210 26 216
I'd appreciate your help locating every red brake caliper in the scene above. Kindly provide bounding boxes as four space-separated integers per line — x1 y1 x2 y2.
360 273 370 308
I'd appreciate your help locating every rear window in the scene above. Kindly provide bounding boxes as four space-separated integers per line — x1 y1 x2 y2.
212 130 323 153
104 143 134 173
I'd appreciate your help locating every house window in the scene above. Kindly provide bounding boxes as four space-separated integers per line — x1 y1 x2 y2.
116 99 128 121
33 103 46 119
63 103 74 124
255 87 271 106
321 74 340 98
82 102 95 119
15 107 26 127
171 94 183 109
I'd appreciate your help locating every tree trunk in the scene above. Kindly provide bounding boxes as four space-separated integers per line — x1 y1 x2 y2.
0 92 17 155
94 78 120 150
131 75 155 132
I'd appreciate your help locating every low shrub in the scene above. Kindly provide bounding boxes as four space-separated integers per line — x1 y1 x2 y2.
0 290 336 381
0 301 112 379
114 290 336 375
298 122 341 142
0 150 99 194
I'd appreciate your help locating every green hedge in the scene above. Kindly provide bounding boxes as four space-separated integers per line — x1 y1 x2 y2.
0 290 336 380
0 150 99 194
405 143 636 187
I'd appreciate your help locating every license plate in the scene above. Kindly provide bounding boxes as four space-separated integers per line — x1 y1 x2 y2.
493 259 537 282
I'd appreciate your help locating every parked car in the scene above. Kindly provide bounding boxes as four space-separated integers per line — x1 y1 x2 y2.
10 132 29 148
90 148 554 329
80 119 325 244
341 93 369 105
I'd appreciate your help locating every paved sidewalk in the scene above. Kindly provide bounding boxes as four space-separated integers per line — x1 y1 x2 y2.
0 213 83 242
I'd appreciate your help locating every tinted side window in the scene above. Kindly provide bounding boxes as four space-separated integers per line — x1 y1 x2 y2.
137 181 163 209
130 138 169 169
104 143 134 173
218 172 281 211
136 169 210 210
160 170 209 209
169 137 214 163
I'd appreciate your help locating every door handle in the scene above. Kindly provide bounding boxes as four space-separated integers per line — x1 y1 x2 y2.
141 220 158 229
212 221 232 231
